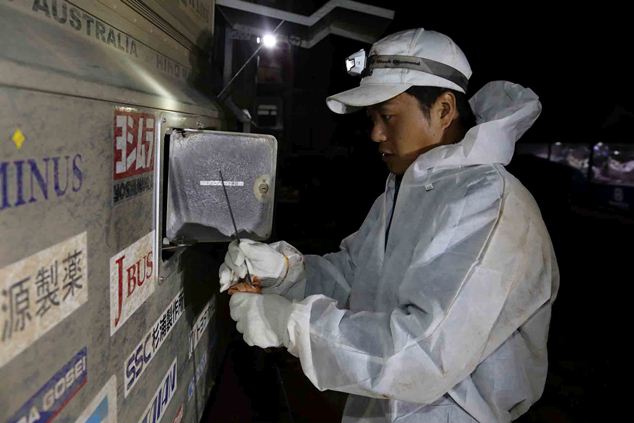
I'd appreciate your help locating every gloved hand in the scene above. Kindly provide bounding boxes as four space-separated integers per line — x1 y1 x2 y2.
229 293 293 349
219 239 304 294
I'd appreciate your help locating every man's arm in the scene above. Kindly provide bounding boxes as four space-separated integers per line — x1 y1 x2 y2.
285 171 557 404
282 194 385 304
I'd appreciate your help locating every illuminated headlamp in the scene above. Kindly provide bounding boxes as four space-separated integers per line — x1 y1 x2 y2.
343 50 469 92
345 49 367 76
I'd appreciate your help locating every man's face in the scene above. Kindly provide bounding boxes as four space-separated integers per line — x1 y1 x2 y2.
367 92 443 175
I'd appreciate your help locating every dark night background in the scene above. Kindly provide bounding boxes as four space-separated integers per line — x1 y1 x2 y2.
203 2 632 421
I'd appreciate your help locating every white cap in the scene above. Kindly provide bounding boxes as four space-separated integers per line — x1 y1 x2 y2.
327 29 472 114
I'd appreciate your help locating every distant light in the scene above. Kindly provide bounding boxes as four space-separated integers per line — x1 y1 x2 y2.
257 37 261 44
614 150 621 155
262 33 277 48
554 142 562 146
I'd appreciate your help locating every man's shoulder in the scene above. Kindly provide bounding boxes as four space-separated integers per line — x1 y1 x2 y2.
420 164 505 195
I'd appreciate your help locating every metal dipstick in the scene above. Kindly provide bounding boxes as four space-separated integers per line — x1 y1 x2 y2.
219 170 254 286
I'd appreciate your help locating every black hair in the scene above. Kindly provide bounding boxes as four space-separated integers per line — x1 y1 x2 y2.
405 86 476 131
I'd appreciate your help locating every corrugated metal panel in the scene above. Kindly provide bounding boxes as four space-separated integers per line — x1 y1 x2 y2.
120 0 215 51
0 0 219 116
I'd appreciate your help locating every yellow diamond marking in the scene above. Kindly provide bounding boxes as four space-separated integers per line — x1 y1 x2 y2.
12 129 26 149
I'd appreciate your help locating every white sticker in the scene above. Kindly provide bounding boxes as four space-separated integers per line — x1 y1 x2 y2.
75 375 117 423
124 290 185 397
1 232 88 368
110 231 155 336
199 180 244 187
138 358 178 423
188 300 213 359
187 351 208 403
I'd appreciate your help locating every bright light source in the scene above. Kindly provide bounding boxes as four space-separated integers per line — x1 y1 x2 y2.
346 58 355 72
262 33 277 48
257 37 261 44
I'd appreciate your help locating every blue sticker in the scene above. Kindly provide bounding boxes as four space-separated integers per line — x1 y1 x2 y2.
9 347 88 423
186 351 208 402
86 397 108 423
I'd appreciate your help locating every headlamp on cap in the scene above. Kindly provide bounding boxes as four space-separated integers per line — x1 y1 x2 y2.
345 49 367 76
342 49 469 92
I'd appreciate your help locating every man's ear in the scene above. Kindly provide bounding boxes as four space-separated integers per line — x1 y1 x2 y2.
434 91 458 130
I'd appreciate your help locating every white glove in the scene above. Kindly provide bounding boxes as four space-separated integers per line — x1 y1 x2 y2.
219 239 304 294
229 293 293 349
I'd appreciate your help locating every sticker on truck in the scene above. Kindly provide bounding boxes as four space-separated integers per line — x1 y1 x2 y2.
8 347 88 423
137 357 177 423
109 231 155 336
1 232 88 368
112 109 155 205
74 375 117 423
188 300 213 359
124 290 184 397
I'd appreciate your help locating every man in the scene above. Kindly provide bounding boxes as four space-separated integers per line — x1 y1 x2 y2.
220 28 559 422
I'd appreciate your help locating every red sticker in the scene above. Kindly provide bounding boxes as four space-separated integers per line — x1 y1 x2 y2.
113 110 155 180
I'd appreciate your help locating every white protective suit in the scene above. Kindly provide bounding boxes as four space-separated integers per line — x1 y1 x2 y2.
279 80 559 422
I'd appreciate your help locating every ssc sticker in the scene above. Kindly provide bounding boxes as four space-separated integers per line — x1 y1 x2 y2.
74 375 117 423
110 231 155 336
1 232 88 367
8 347 88 423
124 290 184 397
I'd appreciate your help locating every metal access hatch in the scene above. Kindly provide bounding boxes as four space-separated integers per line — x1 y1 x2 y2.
165 129 277 244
